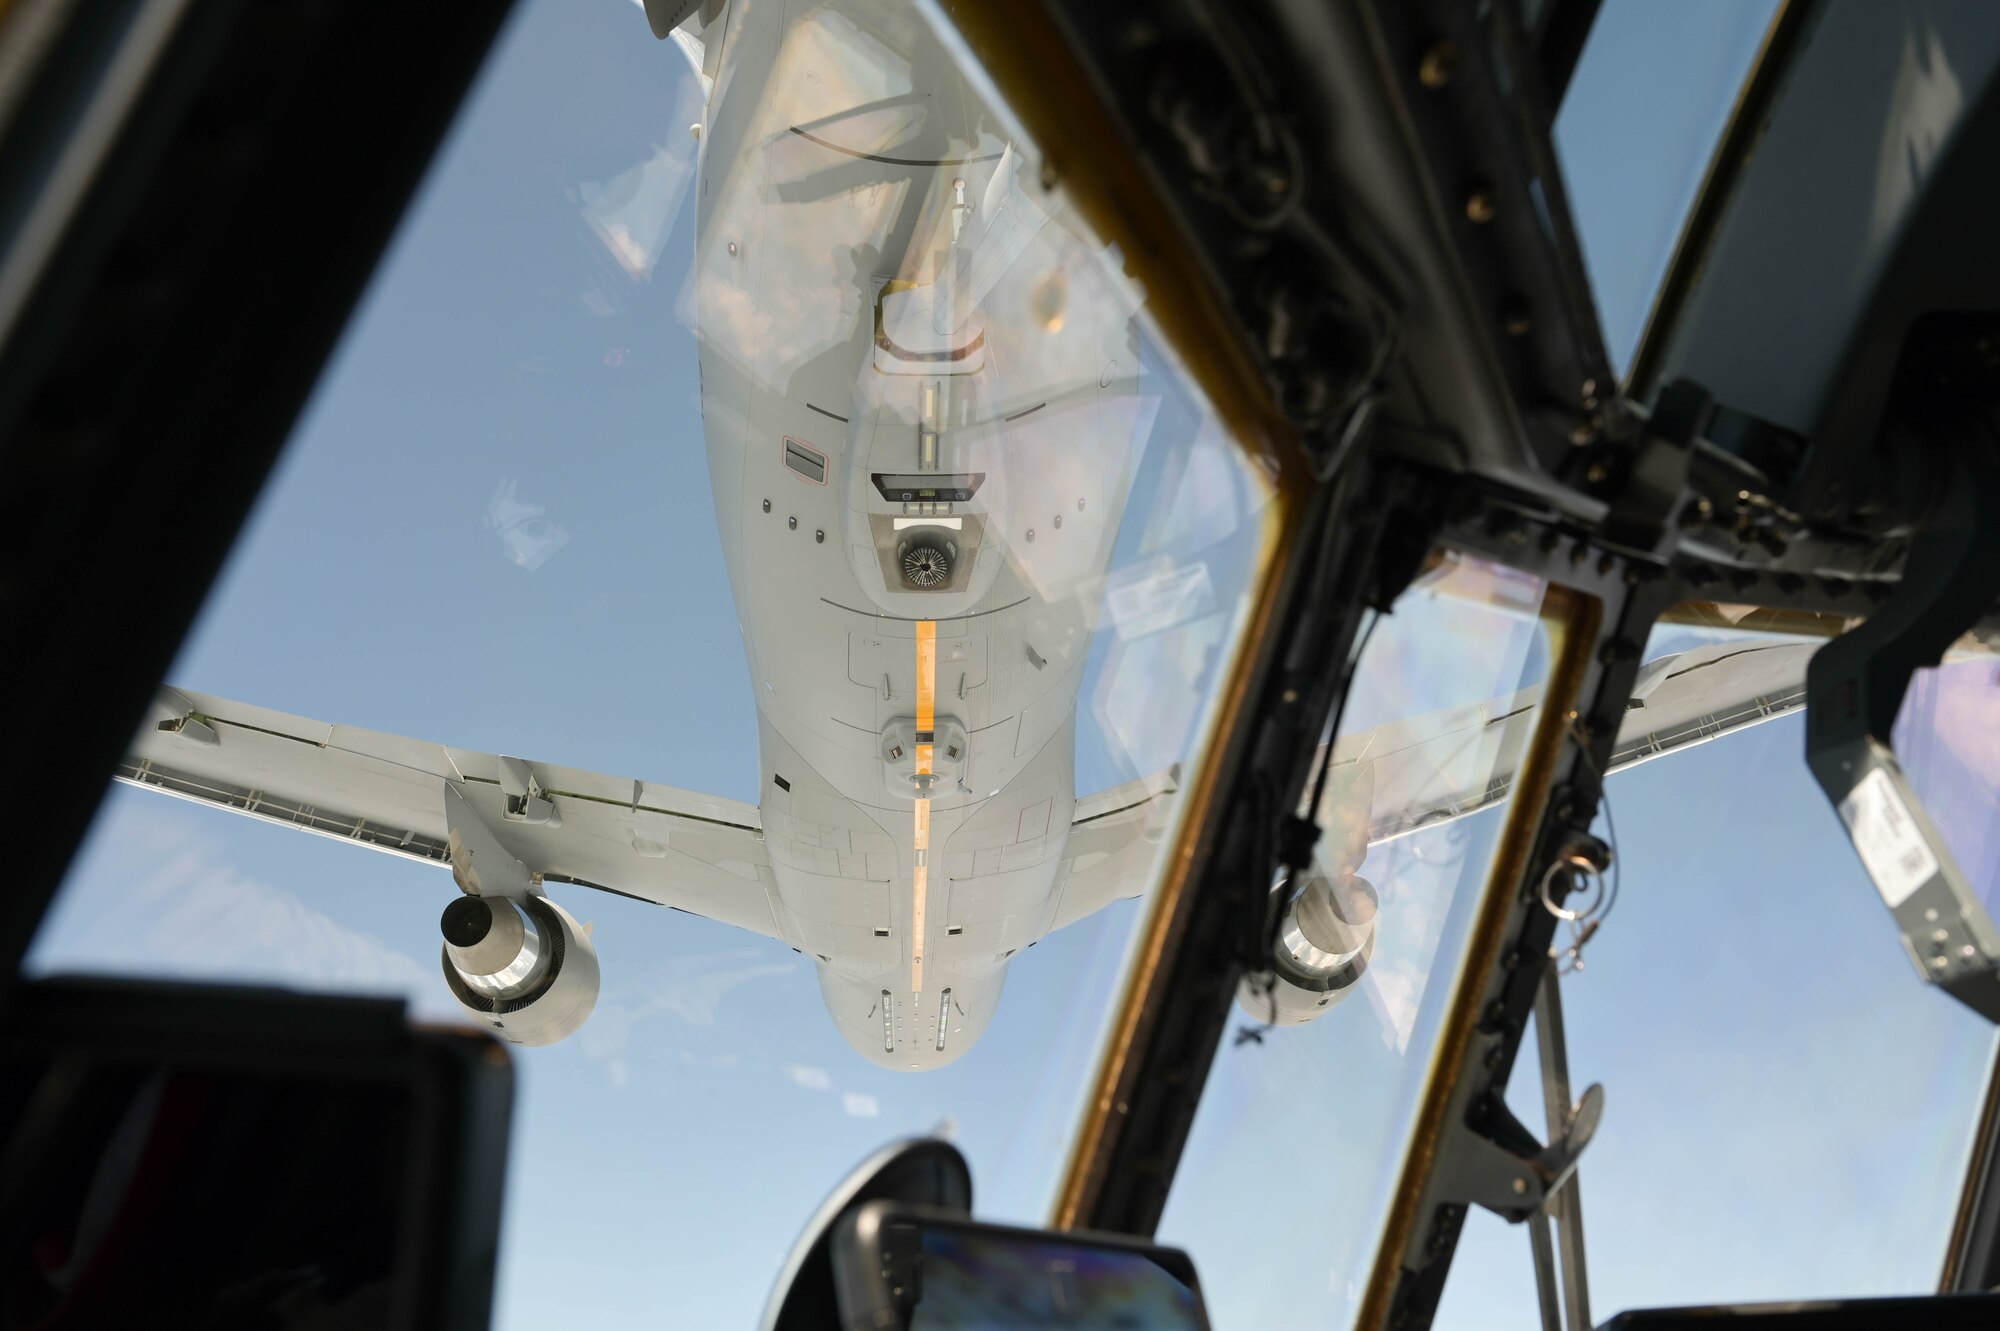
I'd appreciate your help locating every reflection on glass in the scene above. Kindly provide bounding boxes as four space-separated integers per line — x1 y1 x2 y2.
29 2 1275 1325
909 1226 1205 1331
1895 654 2000 922
1158 552 1553 1327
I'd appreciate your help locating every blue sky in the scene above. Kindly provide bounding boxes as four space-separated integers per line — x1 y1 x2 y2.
26 0 2000 1328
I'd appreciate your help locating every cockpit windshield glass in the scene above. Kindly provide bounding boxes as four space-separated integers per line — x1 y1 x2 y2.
1162 592 2000 1328
24 2 1278 1325
1554 0 1779 374
1428 609 2000 1325
1155 551 1555 1329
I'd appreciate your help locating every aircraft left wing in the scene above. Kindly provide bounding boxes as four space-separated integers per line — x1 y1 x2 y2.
119 688 790 942
1045 765 1182 932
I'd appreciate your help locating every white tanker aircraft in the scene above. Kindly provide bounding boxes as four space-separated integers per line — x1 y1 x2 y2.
112 0 1856 1068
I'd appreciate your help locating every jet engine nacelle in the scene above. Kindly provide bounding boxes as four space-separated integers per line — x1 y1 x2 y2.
1235 871 1377 1026
438 893 600 1046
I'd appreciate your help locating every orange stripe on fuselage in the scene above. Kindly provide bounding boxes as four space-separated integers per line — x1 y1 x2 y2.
912 620 937 995
916 620 937 734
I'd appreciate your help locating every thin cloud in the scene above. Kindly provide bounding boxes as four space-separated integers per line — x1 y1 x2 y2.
788 1064 833 1092
656 954 797 1027
583 949 799 1062
32 801 435 1007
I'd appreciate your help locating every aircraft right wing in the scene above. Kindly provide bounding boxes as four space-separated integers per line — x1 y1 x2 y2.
120 688 792 944
999 640 1834 940
1339 638 1819 846
1045 765 1182 933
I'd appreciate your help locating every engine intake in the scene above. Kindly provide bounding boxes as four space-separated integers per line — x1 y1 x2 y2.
1235 871 1378 1026
439 894 599 1047
899 535 956 588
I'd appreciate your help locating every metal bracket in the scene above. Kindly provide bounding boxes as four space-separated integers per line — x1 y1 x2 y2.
156 712 218 745
1438 1074 1602 1223
498 755 559 826
1594 378 1707 552
444 781 538 901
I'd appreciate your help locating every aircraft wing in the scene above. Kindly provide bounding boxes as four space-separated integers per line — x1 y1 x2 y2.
119 688 790 942
1015 640 1837 937
1344 638 1820 847
1045 765 1182 932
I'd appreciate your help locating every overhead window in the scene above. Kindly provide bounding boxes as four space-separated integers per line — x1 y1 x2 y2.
1553 0 1780 375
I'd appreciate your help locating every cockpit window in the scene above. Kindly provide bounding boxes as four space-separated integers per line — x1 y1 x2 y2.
1155 551 1557 1328
1159 574 2000 1327
1430 613 2000 1325
1553 0 1780 374
24 1 1279 1325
